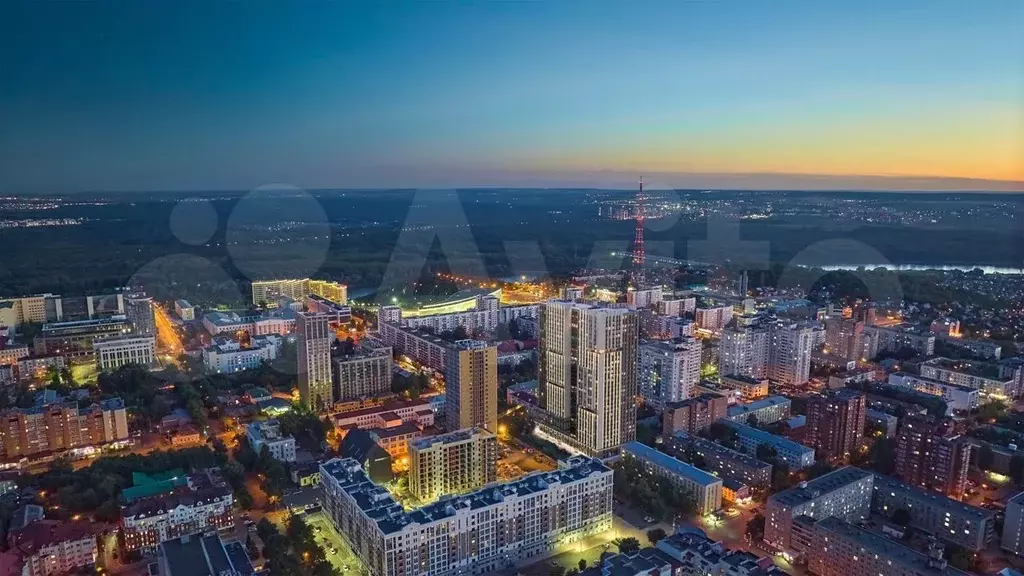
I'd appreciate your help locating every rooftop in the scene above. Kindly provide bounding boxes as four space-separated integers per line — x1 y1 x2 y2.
622 441 722 487
727 396 791 418
672 432 771 470
10 520 94 556
815 517 969 575
871 473 995 521
724 421 815 456
769 466 872 507
162 533 254 576
320 454 610 536
409 427 493 450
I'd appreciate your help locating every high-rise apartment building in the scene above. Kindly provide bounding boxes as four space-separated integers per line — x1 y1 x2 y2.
805 389 866 461
719 325 770 380
408 428 497 502
694 305 733 335
124 294 155 336
824 317 864 361
638 337 701 411
894 415 973 499
764 466 874 551
297 311 334 411
661 394 728 436
769 322 815 386
334 339 393 401
444 340 498 433
0 397 128 459
538 301 638 457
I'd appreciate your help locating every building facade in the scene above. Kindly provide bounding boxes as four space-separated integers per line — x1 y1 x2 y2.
725 396 791 425
444 340 498 434
638 338 701 411
246 420 296 462
320 455 613 576
724 421 815 470
769 322 815 386
893 415 973 499
297 311 334 411
408 428 497 503
663 431 772 488
334 343 393 401
537 301 638 457
0 397 128 460
661 394 728 437
94 336 156 369
621 441 723 516
764 467 874 551
118 470 234 553
804 389 866 461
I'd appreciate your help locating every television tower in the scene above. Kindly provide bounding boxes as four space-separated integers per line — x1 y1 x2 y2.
631 176 645 285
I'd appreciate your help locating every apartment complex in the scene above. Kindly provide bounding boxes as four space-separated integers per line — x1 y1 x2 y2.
537 301 638 457
621 441 723 516
719 324 770 380
661 394 728 436
862 325 936 360
251 278 348 306
721 375 768 401
888 372 980 413
444 340 498 433
202 334 282 373
694 305 733 334
408 428 497 502
0 397 128 460
94 336 156 369
9 520 97 576
805 516 969 576
870 473 995 551
724 421 815 470
769 322 816 386
378 322 448 372
245 420 296 462
334 339 393 401
919 357 1015 397
320 455 613 576
725 396 791 425
297 311 334 411
764 466 874 551
638 337 701 410
663 431 772 488
118 469 235 553
893 415 973 499
804 389 866 461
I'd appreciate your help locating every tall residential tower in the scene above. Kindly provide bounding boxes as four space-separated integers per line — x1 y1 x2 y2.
297 311 334 411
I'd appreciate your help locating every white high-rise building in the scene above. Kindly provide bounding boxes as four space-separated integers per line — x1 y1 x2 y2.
297 311 334 411
538 301 638 457
719 325 770 379
627 286 663 309
769 322 815 386
639 337 701 411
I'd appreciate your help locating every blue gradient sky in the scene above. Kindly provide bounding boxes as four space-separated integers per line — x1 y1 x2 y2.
1 1 1022 192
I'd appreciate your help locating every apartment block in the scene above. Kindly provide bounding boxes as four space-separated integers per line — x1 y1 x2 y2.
320 455 613 576
444 340 498 434
0 397 128 460
334 342 393 401
663 431 772 488
662 394 728 437
622 441 722 515
379 322 447 372
804 389 866 461
724 421 815 470
764 466 874 551
9 520 97 576
725 396 791 426
888 372 980 413
202 334 282 374
870 473 995 551
721 375 768 401
408 428 497 502
638 337 701 410
297 311 334 411
893 415 974 499
245 420 296 462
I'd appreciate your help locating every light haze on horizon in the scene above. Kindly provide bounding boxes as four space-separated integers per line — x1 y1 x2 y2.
1 1 1022 193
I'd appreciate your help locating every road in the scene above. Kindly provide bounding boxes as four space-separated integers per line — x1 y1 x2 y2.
153 303 184 365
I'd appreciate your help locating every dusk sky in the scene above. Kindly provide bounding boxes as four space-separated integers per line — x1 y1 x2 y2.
1 1 1022 192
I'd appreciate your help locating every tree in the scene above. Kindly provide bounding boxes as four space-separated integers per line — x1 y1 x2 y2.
745 513 766 541
747 414 759 427
548 566 566 576
646 527 667 545
755 443 777 461
891 508 911 527
617 537 641 556
578 558 587 572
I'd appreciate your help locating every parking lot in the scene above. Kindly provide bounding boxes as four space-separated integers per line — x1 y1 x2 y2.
303 511 366 575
